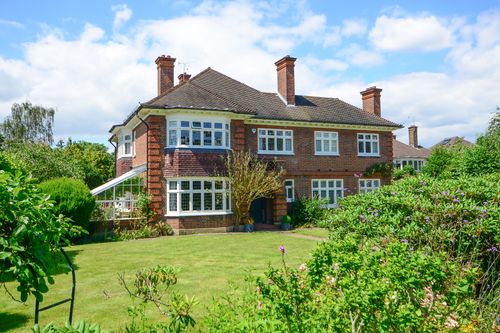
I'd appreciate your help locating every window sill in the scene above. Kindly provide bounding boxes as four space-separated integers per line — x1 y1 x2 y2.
117 154 132 159
315 153 340 156
257 151 294 156
165 211 233 217
357 154 380 158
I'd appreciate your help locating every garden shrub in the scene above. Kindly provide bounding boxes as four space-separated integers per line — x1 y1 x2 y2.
32 320 107 333
393 164 417 180
39 178 95 233
0 152 81 302
290 197 328 227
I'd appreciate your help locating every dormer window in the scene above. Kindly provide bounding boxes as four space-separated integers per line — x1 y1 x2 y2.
167 117 230 149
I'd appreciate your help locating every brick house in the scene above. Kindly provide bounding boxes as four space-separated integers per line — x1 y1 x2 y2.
107 54 402 234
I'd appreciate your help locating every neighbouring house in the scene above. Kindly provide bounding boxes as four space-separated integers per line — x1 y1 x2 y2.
93 54 402 234
393 125 430 172
432 136 474 149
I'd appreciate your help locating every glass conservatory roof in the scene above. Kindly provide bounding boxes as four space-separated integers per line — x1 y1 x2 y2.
91 164 147 196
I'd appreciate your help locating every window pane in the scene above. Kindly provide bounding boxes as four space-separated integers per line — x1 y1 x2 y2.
268 130 275 135
181 193 190 211
169 130 177 146
214 122 223 129
225 132 229 147
214 131 223 146
204 131 212 146
360 180 365 187
336 181 342 187
285 139 292 151
315 140 321 152
320 180 327 188
204 193 213 210
215 180 223 189
193 193 202 210
336 190 343 198
169 193 177 211
268 138 275 151
181 181 190 190
321 190 327 198
259 137 266 150
365 142 371 153
204 181 212 190
328 190 335 204
285 131 292 137
312 190 319 197
124 143 131 154
277 130 283 136
277 138 283 151
181 121 190 127
192 121 201 128
193 181 201 190
358 141 364 153
323 140 330 152
192 131 201 145
169 181 177 190
169 121 177 127
180 130 190 145
312 181 318 188
372 142 379 154
285 180 293 186
203 122 212 128
215 193 223 210
328 180 334 187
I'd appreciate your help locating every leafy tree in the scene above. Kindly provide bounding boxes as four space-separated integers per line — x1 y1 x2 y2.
0 152 81 302
224 151 283 226
0 101 55 145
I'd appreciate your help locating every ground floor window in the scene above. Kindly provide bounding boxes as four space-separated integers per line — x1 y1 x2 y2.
167 178 231 216
311 179 343 208
285 179 294 202
359 179 380 194
393 159 425 171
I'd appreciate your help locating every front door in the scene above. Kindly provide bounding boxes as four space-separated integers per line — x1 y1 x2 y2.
250 198 273 224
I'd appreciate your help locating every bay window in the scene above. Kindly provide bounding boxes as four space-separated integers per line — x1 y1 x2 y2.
167 178 231 216
167 118 230 149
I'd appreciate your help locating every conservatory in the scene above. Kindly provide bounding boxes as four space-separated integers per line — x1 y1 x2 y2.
91 164 147 221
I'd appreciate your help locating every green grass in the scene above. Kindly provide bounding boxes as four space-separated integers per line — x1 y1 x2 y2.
291 227 329 239
0 232 320 332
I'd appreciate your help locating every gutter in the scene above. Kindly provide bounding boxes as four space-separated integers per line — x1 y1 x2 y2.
108 137 117 177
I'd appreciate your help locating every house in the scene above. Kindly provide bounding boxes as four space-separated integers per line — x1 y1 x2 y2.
102 54 402 234
432 136 474 149
393 125 430 172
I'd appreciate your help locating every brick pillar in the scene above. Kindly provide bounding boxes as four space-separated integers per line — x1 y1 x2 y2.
146 116 165 217
272 190 287 223
231 120 246 151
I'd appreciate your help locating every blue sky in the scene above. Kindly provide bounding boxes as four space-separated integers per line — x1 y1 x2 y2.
1 0 499 147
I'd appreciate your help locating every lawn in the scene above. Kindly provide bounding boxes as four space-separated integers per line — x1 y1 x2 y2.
291 227 329 239
0 232 320 332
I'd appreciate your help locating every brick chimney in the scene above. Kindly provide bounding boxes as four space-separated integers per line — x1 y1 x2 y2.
408 125 418 148
360 86 382 117
155 55 176 96
275 55 297 106
178 73 191 85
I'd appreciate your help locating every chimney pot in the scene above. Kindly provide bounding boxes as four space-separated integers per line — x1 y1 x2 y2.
178 72 191 85
275 55 297 106
360 86 382 117
408 125 418 148
155 55 176 96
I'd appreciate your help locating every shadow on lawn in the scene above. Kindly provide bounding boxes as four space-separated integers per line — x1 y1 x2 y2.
46 249 82 275
0 312 31 332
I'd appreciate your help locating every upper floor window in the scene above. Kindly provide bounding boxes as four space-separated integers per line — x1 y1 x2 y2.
118 131 132 158
358 133 379 157
312 179 343 208
359 179 380 194
284 179 294 203
167 119 230 149
315 131 339 155
258 129 293 154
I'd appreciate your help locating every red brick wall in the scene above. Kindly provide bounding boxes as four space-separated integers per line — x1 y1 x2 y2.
146 115 166 217
116 157 132 176
132 122 147 167
165 214 233 231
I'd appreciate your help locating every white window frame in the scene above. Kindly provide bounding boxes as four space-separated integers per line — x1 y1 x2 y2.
393 159 425 172
132 130 136 157
357 133 380 157
258 128 293 155
311 179 343 208
166 115 230 149
285 179 294 203
118 130 132 158
315 131 339 156
359 179 380 194
166 178 231 217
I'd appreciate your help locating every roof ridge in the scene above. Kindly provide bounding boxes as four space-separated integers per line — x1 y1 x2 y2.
195 67 264 94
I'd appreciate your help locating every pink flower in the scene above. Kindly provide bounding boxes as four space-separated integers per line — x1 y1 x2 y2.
299 263 307 272
257 301 263 310
279 245 286 253
256 286 261 294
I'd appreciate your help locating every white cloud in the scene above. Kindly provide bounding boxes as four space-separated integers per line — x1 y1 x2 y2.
112 4 133 32
0 19 25 29
369 15 454 52
341 19 367 37
337 44 384 67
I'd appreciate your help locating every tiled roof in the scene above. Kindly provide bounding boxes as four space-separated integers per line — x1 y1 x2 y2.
142 68 401 128
393 139 431 159
431 136 474 149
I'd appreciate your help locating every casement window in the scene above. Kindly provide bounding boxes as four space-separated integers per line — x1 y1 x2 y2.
285 179 294 203
359 179 380 194
258 129 293 154
357 133 379 157
311 179 343 208
166 178 231 216
118 131 132 158
167 119 230 149
393 159 425 172
315 131 339 155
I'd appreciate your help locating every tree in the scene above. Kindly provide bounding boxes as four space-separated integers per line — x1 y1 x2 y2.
224 151 284 226
0 101 55 145
0 152 81 302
